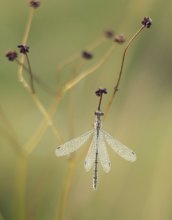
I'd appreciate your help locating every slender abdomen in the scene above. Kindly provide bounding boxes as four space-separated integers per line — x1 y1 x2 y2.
93 149 99 189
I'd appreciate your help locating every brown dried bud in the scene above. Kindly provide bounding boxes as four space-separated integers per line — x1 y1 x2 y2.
114 35 126 44
141 16 152 28
104 30 115 39
95 88 107 97
82 51 93 60
29 0 40 9
5 50 18 61
18 45 29 54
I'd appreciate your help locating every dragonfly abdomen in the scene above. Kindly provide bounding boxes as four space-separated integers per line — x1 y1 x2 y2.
93 150 99 190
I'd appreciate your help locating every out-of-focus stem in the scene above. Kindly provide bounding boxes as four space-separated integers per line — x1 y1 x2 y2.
63 44 115 92
16 59 56 95
18 9 34 83
16 152 27 220
56 158 76 220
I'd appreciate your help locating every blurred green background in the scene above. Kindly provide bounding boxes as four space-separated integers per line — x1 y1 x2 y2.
1 0 172 220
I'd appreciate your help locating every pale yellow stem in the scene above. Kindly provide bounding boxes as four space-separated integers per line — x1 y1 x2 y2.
56 158 77 220
63 44 115 93
16 153 27 220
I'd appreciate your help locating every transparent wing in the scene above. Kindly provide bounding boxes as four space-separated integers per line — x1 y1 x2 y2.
99 131 111 173
102 130 136 162
84 132 96 172
55 130 94 156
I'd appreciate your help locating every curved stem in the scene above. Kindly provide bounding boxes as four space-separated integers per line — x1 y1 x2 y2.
104 25 145 117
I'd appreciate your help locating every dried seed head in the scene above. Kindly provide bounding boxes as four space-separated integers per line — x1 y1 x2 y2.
29 0 40 8
82 51 93 60
5 50 18 61
141 16 152 28
104 30 115 39
18 45 29 54
114 35 126 44
95 88 108 97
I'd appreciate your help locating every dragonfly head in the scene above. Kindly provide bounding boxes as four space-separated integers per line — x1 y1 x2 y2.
95 110 104 117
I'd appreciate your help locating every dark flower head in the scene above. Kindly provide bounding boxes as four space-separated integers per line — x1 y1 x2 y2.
141 16 152 28
114 35 126 44
18 45 29 54
29 0 40 8
104 30 115 39
5 50 18 61
82 51 93 60
95 88 108 97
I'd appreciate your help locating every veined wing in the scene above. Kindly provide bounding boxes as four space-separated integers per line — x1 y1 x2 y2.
99 131 111 173
85 132 96 172
102 130 136 162
55 130 94 156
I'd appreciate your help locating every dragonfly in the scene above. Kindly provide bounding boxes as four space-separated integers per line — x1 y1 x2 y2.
55 89 136 189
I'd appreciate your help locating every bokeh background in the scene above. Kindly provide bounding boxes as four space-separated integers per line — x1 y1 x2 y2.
1 0 172 220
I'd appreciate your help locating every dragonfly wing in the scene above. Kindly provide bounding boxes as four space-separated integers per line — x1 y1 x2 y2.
55 130 94 156
84 132 96 172
99 131 111 173
102 130 136 162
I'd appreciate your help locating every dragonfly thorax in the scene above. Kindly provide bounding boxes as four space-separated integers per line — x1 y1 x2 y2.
94 110 103 129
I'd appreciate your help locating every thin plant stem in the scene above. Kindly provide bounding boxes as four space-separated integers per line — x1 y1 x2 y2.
68 92 76 139
19 60 63 144
15 7 62 144
56 36 105 87
57 60 85 92
104 25 145 117
63 44 115 92
0 125 23 156
16 59 56 95
98 92 103 111
56 157 77 220
56 92 106 220
16 153 27 220
16 15 63 144
25 54 35 93
0 107 21 151
17 71 63 151
24 94 63 155
57 36 105 73
31 94 63 141
18 9 34 83
86 36 106 51
0 109 27 220
56 142 91 220
0 127 27 220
